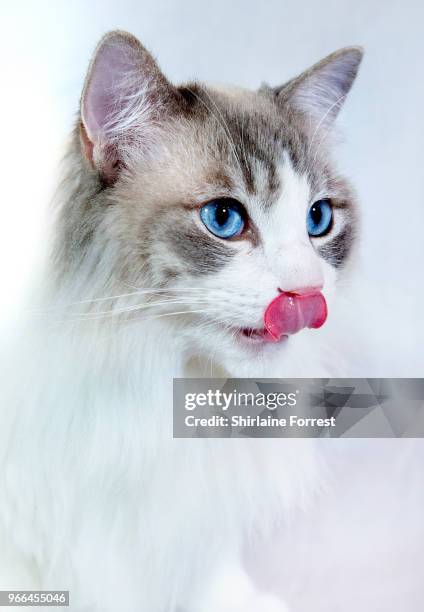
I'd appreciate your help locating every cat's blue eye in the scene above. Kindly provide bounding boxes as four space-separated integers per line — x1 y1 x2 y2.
200 199 245 239
307 199 333 237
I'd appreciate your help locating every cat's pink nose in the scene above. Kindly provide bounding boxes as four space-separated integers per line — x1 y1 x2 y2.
263 289 327 342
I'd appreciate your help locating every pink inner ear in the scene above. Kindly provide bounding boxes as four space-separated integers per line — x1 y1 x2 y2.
82 39 140 144
80 32 177 184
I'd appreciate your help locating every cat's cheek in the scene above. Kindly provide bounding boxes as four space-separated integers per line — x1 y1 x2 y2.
319 259 338 308
196 258 279 328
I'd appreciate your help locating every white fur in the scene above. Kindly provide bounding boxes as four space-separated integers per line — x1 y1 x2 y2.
0 158 345 611
0 305 326 611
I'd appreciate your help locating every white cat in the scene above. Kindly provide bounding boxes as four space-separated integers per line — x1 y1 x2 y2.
0 31 364 611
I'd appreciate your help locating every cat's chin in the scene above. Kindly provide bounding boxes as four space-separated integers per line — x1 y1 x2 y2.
186 322 291 377
216 340 290 378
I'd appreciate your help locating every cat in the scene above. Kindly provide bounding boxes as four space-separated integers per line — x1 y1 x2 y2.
0 30 363 611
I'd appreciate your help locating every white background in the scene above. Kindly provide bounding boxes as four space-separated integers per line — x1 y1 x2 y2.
0 2 423 610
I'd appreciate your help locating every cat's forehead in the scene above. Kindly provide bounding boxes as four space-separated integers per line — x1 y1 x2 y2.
171 82 325 204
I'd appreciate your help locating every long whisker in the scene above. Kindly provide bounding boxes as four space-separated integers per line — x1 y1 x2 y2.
239 115 250 176
201 87 245 176
30 287 233 314
307 94 346 158
185 86 244 179
42 297 227 321
306 94 347 182
124 308 224 326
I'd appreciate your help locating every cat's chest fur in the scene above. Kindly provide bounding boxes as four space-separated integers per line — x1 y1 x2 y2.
0 318 323 549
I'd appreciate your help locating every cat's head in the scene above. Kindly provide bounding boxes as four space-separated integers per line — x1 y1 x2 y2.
71 31 362 371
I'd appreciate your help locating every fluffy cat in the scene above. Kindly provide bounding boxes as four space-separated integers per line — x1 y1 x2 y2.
0 31 363 611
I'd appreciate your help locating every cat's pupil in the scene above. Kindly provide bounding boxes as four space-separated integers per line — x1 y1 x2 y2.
310 205 322 225
215 205 230 226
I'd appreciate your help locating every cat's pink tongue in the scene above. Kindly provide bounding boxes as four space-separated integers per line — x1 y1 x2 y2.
263 291 328 342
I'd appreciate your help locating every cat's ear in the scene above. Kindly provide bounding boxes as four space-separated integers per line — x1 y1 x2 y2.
80 30 181 184
276 47 363 127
